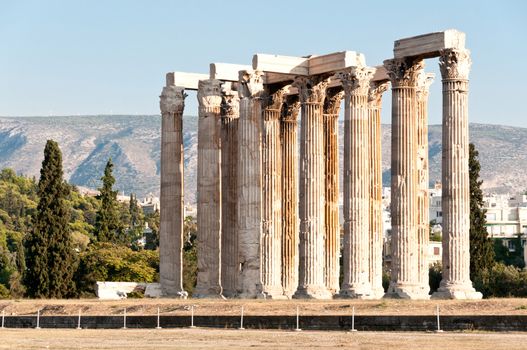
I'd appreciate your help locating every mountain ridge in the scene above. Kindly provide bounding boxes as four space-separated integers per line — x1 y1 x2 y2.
0 115 524 203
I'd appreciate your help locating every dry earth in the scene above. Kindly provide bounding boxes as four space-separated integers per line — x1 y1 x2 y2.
0 328 526 350
1 298 527 316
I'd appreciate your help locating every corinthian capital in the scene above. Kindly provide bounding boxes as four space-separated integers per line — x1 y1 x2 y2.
293 75 329 104
262 85 289 112
383 58 424 87
416 72 435 101
281 95 300 122
336 66 375 97
221 82 240 120
160 86 187 115
439 49 471 80
197 79 222 111
239 70 264 99
323 87 344 115
368 81 390 105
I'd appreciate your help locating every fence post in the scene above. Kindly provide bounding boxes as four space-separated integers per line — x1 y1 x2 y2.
294 306 301 332
351 306 357 332
435 305 443 333
77 308 82 330
156 307 162 329
190 305 196 328
238 306 245 330
35 309 41 330
122 308 127 329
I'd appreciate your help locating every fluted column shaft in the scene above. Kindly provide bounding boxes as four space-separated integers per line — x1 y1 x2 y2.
433 49 481 299
260 87 286 298
339 67 375 298
237 71 265 298
384 58 428 299
281 97 300 298
220 83 240 298
293 76 332 299
368 81 389 298
159 85 187 298
416 73 434 295
323 88 343 295
195 79 223 298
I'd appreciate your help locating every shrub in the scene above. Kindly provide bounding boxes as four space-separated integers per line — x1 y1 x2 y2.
429 263 442 294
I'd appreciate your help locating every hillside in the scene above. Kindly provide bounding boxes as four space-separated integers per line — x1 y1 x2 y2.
0 116 524 203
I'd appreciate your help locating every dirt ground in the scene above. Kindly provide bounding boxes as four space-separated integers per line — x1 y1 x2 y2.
1 298 527 316
0 328 526 350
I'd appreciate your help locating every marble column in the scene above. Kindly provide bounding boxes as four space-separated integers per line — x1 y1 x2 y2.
159 84 188 298
281 96 300 298
237 70 265 298
194 79 224 298
384 57 429 299
293 75 332 299
368 81 389 298
220 82 240 298
260 86 287 298
338 67 375 299
433 49 482 299
323 87 344 295
416 72 434 296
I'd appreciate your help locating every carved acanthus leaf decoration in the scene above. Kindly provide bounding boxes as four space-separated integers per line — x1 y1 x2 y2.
239 70 264 99
160 86 187 115
336 66 375 97
416 72 435 101
384 58 424 87
368 81 390 105
281 95 300 122
323 87 344 116
221 82 240 119
262 85 289 111
439 49 471 80
197 79 222 111
293 76 329 104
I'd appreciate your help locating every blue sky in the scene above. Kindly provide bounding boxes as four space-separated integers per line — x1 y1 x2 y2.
1 0 526 126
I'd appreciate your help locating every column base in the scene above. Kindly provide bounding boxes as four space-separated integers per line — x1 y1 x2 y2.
282 289 296 299
161 290 188 299
222 290 237 299
431 282 482 300
371 286 386 299
384 282 430 300
327 287 340 296
259 285 289 299
192 286 225 299
338 284 375 299
160 283 188 299
293 285 333 299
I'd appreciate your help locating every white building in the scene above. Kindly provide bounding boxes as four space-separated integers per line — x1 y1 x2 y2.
140 193 160 214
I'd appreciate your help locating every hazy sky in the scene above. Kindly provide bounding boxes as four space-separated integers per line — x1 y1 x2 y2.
1 0 526 126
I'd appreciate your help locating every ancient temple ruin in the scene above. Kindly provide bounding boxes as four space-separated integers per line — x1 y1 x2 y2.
158 29 482 300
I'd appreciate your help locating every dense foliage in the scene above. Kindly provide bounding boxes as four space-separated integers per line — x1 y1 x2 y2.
94 159 122 243
0 141 197 298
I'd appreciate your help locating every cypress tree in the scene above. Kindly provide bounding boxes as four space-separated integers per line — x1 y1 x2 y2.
24 140 76 298
469 143 495 282
128 193 144 248
94 159 121 242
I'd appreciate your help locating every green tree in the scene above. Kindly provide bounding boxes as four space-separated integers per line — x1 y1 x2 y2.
469 143 495 284
94 159 122 242
144 209 160 250
127 193 144 249
75 242 158 296
183 216 198 294
24 140 77 298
